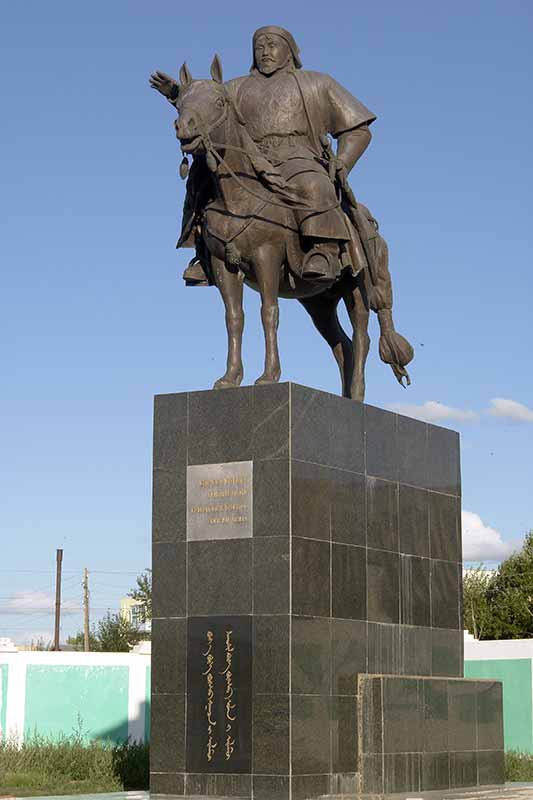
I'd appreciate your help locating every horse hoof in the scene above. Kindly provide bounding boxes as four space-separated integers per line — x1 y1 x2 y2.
213 374 242 390
255 373 281 385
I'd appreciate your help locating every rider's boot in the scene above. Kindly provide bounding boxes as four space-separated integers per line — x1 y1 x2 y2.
182 257 210 287
301 240 342 283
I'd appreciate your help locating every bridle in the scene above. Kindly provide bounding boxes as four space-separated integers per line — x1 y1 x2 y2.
178 83 341 213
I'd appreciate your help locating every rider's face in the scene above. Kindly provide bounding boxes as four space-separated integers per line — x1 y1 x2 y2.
254 35 291 75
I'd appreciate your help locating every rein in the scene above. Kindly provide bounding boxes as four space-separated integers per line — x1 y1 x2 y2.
186 87 341 214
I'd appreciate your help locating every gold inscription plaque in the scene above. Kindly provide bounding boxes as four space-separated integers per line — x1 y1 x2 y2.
187 461 253 541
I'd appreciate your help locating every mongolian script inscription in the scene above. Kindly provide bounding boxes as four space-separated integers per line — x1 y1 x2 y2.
187 461 253 541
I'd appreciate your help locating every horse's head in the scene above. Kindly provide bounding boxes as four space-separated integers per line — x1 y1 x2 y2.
174 55 228 155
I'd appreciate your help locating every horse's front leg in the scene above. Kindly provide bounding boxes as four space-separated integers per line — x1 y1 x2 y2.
344 278 370 402
253 247 281 384
211 255 244 389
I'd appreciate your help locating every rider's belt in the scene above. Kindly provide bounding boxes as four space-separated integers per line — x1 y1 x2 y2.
255 134 307 154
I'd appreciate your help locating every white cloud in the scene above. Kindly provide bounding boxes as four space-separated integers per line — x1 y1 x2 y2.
486 397 533 422
462 511 513 562
4 591 79 616
388 400 478 424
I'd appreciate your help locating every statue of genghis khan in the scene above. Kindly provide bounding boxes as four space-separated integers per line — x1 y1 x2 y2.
149 26 414 400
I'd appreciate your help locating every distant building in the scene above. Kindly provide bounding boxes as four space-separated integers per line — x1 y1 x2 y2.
119 597 151 633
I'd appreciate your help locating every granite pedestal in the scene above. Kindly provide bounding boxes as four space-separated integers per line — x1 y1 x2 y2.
150 383 504 798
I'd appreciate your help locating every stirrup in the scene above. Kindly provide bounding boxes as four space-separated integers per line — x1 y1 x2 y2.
301 246 339 282
183 259 210 287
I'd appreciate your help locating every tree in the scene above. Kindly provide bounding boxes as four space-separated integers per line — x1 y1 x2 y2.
67 629 100 652
128 569 152 622
96 612 144 652
463 566 493 639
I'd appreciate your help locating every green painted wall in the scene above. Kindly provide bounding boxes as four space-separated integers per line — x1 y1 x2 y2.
24 665 129 744
465 658 533 753
145 666 151 742
0 664 8 739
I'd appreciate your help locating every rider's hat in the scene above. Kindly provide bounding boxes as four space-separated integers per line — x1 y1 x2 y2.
251 26 302 70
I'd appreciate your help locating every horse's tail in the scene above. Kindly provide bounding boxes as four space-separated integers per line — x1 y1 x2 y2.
367 237 414 387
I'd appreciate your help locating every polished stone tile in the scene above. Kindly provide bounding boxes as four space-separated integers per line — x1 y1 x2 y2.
292 537 330 617
400 554 430 627
427 424 460 496
253 775 289 800
253 537 289 614
367 477 399 552
150 693 185 772
477 680 504 750
291 616 331 695
448 680 477 751
331 695 357 773
150 771 185 794
291 694 330 774
365 405 398 481
477 750 505 784
292 460 331 541
431 628 463 677
399 625 431 676
367 622 401 675
331 618 367 694
327 393 365 473
367 548 400 623
397 414 428 488
252 383 290 459
431 561 460 630
399 484 429 557
153 392 188 469
252 694 289 774
421 752 450 791
383 752 421 793
187 386 254 465
152 466 186 543
188 539 252 615
360 753 384 793
329 773 358 796
291 774 330 800
359 675 383 754
290 384 332 465
152 541 186 618
332 543 367 620
151 617 186 695
383 677 423 754
422 679 449 752
450 750 477 788
184 772 252 796
331 470 366 547
253 459 289 537
429 491 460 561
253 615 289 694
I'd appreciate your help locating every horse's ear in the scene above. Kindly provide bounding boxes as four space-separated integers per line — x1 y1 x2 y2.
179 62 193 87
210 53 223 84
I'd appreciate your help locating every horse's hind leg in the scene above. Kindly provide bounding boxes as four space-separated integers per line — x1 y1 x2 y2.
343 276 370 402
299 291 354 398
211 255 244 389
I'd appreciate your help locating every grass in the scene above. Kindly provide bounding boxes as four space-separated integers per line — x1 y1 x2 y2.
506 749 533 781
0 730 149 797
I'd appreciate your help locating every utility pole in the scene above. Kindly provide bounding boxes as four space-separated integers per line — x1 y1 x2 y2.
83 568 90 652
53 549 63 651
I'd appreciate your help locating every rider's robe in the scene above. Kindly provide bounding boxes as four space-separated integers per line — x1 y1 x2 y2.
177 67 375 250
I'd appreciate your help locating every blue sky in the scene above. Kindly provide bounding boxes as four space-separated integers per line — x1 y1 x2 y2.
1 0 532 643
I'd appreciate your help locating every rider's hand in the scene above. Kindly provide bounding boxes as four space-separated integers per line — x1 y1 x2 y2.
149 71 179 101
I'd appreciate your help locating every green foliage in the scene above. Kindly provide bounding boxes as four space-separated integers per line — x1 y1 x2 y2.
66 630 100 652
463 530 533 640
67 612 143 653
505 749 533 780
128 568 152 622
0 728 149 795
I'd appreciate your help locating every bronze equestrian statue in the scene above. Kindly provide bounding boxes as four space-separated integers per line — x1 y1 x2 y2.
150 25 413 401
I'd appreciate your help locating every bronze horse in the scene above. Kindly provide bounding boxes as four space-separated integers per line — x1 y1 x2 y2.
153 57 413 401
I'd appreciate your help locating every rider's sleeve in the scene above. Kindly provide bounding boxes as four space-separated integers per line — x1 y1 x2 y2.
317 73 377 136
